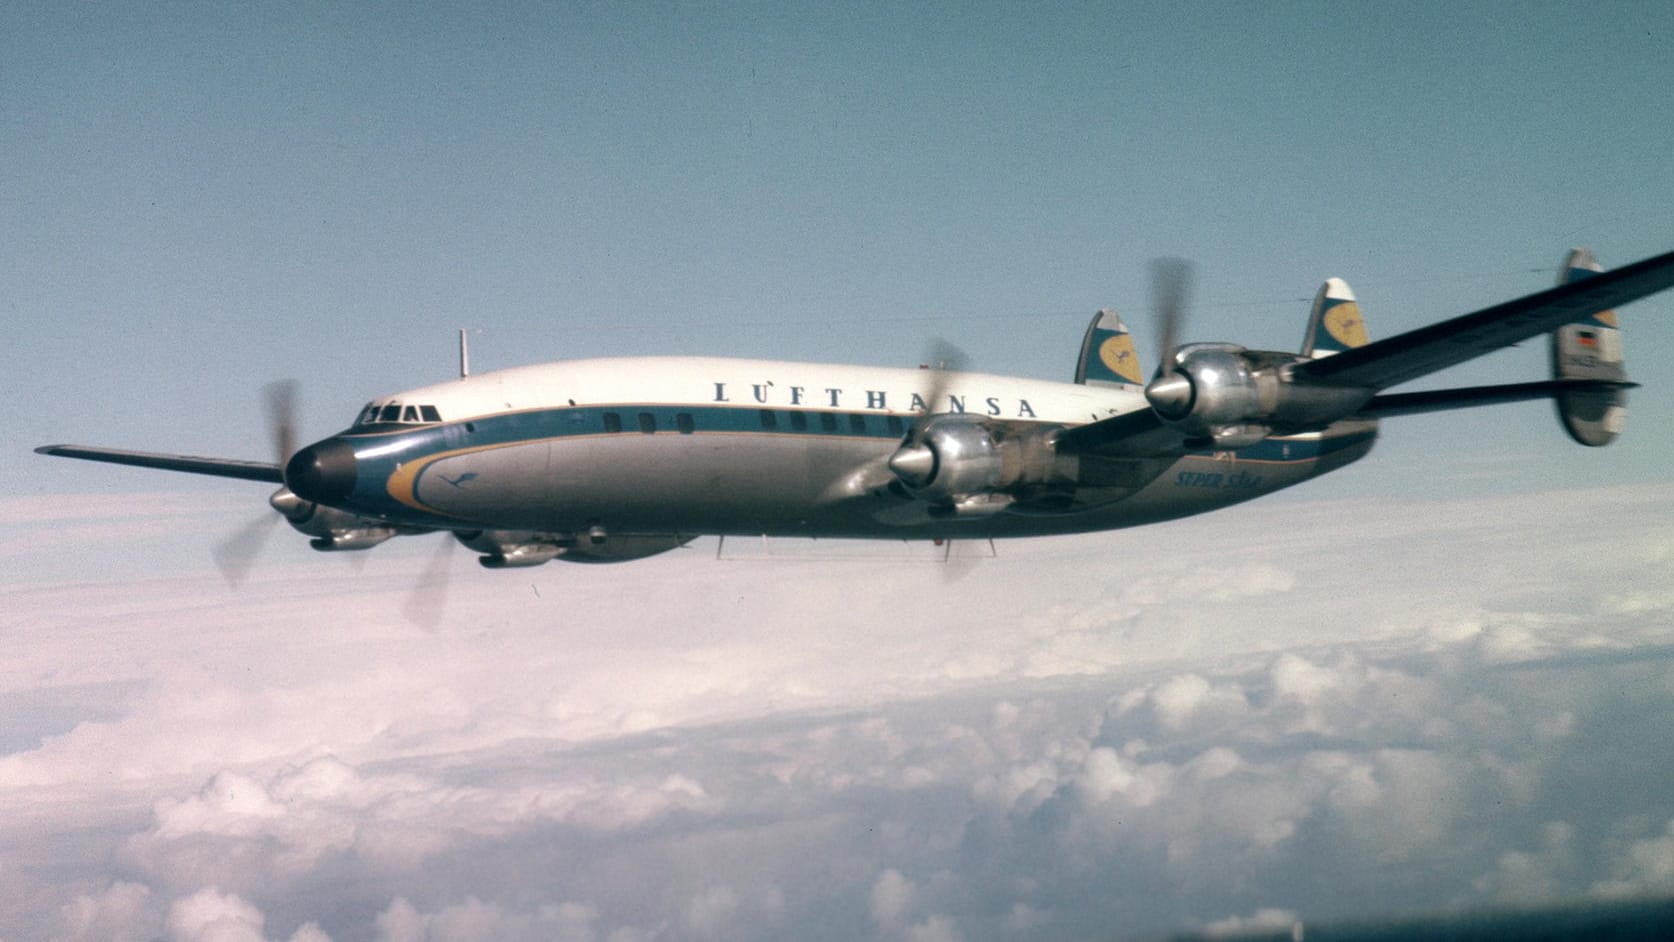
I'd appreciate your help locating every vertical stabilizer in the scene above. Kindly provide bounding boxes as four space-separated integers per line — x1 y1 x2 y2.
1300 278 1369 358
1552 248 1627 446
1074 309 1144 386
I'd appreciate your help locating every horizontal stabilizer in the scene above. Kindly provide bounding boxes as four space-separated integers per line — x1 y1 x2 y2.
1359 379 1638 419
34 445 284 483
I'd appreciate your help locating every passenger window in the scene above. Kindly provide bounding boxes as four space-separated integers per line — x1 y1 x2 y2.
420 405 441 422
638 412 656 434
676 412 694 434
790 412 808 431
819 413 837 433
849 414 866 434
603 412 622 433
759 409 777 430
886 415 905 435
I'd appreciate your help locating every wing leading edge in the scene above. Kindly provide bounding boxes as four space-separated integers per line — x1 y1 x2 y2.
34 445 284 484
1294 247 1674 390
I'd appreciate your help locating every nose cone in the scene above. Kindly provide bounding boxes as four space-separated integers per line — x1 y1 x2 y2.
888 443 937 488
284 438 358 504
1145 372 1195 420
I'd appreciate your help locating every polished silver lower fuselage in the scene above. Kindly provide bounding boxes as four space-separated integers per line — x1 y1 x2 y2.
337 401 1378 542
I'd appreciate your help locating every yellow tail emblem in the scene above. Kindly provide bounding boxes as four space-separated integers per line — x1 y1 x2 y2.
1075 309 1144 386
1303 278 1368 358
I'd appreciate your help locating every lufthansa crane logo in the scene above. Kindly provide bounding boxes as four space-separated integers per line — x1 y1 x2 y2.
1097 334 1142 384
1324 301 1368 349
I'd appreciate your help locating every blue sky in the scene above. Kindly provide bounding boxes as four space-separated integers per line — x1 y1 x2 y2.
9 1 1674 500
5 4 1674 940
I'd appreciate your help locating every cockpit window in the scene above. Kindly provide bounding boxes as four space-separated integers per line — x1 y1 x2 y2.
353 401 446 429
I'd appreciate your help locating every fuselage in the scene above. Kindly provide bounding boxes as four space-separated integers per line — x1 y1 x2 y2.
288 355 1378 543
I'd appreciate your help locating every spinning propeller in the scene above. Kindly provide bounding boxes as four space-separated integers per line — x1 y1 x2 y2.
886 338 969 489
213 381 309 585
1137 256 1374 445
1142 256 1198 419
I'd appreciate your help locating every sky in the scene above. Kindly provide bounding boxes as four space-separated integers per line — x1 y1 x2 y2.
5 2 1674 940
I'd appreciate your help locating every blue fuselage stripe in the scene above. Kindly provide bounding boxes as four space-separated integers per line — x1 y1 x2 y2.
336 404 1373 527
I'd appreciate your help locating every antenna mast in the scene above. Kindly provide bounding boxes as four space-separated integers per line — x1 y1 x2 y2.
458 328 471 378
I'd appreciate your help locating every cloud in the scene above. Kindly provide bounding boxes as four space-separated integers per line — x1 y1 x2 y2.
123 753 719 895
55 882 163 942
373 897 599 942
1202 907 1300 938
1475 821 1578 904
4 484 1674 939
1593 819 1674 900
870 869 916 929
162 888 328 942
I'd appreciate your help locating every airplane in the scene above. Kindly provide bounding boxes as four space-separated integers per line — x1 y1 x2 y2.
35 246 1673 571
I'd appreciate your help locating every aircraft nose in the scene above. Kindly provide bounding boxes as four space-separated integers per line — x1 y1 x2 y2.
285 438 358 504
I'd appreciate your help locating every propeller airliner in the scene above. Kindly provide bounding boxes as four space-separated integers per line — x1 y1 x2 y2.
37 247 1673 570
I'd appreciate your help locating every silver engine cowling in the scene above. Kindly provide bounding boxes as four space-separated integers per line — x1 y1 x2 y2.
269 487 401 551
455 530 564 568
886 415 1066 514
888 417 1002 500
1145 343 1373 446
454 529 690 567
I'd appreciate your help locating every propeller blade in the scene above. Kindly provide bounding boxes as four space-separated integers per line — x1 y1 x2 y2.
265 380 299 464
216 384 302 584
401 532 457 631
213 514 279 587
1150 257 1195 370
907 337 970 445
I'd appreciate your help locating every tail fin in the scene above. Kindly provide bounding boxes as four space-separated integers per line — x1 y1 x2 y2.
1074 309 1144 386
1301 278 1369 358
1552 247 1628 446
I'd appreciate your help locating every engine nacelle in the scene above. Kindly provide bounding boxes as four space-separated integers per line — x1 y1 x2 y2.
890 417 1002 500
309 528 398 551
268 487 402 551
887 416 1064 512
455 530 564 568
556 534 693 564
1146 343 1372 445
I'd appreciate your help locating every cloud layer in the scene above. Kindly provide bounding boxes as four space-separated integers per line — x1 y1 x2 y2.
4 483 1673 940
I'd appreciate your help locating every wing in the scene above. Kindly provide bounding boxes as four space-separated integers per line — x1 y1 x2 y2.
1294 247 1674 390
34 445 284 483
1050 406 1184 458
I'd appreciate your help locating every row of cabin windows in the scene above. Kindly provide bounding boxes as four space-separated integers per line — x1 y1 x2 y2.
598 410 905 436
355 402 443 427
599 412 697 434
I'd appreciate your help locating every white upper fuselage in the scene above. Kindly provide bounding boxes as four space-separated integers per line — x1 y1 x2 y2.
368 356 1148 429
